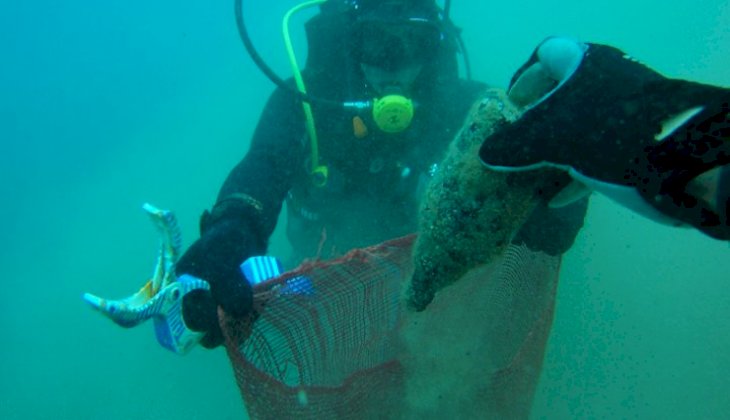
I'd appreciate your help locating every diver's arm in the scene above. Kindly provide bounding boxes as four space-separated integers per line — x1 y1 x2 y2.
175 86 305 347
215 86 306 240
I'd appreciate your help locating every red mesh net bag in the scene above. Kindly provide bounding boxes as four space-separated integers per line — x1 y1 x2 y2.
220 234 561 419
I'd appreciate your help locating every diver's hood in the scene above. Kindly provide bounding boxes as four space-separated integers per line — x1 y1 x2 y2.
479 38 730 239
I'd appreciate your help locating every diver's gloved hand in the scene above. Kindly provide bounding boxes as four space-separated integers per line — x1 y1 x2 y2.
176 200 266 348
513 197 589 256
480 37 730 239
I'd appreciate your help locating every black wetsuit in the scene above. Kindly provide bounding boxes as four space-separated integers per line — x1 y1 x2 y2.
216 71 484 260
215 71 587 263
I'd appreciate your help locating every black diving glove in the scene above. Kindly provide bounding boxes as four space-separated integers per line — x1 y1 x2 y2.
480 37 730 240
176 198 267 348
513 197 589 256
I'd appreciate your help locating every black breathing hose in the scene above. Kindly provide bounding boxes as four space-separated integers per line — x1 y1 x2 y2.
234 0 344 107
441 0 471 80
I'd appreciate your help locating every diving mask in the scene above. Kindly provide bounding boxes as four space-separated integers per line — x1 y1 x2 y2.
353 18 442 71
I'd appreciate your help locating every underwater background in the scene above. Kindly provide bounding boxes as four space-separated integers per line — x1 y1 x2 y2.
1 0 728 418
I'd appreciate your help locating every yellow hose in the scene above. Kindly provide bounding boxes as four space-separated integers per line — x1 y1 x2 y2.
283 0 329 186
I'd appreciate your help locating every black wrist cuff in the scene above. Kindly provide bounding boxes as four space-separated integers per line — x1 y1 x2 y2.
200 193 265 237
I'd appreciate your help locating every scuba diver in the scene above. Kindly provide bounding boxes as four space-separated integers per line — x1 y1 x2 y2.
175 0 589 348
81 1 727 417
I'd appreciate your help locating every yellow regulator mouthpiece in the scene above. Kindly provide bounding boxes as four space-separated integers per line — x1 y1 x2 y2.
372 95 414 133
